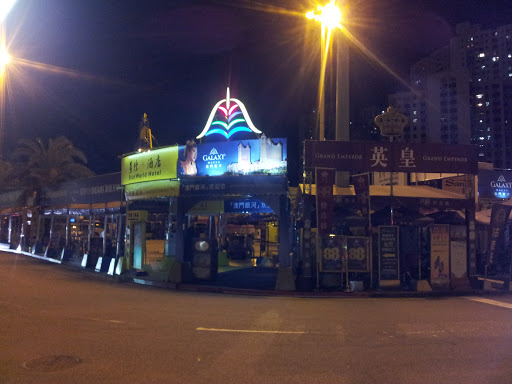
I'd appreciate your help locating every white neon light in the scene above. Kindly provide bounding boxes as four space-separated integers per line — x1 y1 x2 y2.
196 87 262 139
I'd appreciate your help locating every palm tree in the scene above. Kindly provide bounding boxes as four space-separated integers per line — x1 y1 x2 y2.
13 136 95 188
11 137 96 250
0 159 13 192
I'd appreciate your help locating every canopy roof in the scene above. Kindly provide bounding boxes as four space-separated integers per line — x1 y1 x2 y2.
300 184 467 199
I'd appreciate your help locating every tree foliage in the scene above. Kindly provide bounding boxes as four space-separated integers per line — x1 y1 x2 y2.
13 136 95 188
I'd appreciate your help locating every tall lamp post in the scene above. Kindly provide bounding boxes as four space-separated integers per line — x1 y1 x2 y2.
0 0 16 159
306 0 350 186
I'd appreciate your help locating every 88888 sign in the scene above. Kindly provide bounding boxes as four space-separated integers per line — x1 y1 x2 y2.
320 236 346 272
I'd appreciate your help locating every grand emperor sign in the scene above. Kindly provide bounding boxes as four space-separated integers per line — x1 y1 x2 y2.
304 141 477 174
121 146 179 185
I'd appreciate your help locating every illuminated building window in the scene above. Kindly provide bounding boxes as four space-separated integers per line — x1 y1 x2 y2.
478 53 485 57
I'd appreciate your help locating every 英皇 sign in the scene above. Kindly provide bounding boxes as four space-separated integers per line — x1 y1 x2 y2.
304 141 477 174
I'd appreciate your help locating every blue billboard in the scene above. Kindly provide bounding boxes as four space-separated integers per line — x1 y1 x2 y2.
177 135 287 177
225 199 274 214
478 170 512 199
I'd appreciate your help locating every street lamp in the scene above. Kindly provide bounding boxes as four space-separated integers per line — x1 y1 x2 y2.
0 0 17 23
0 0 16 159
0 46 10 71
306 0 350 184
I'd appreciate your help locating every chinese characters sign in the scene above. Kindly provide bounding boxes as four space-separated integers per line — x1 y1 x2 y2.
378 226 399 282
225 199 273 214
121 146 179 185
430 224 450 288
316 168 335 235
351 174 370 219
304 141 477 174
486 203 512 266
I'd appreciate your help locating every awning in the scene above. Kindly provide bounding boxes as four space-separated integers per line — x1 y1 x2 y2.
125 180 180 200
476 199 512 225
300 184 472 210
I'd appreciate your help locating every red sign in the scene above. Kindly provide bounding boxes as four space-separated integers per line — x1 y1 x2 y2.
304 141 477 174
316 168 335 234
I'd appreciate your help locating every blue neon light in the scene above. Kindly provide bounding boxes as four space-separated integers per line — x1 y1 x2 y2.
205 126 252 138
228 111 242 122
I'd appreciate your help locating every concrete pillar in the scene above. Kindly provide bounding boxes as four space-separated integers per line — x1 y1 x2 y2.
8 215 12 244
87 214 94 255
65 213 70 248
103 212 108 257
116 214 123 258
175 198 185 263
276 194 295 291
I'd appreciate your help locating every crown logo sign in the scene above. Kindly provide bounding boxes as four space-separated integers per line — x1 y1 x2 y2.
498 175 506 182
209 148 219 155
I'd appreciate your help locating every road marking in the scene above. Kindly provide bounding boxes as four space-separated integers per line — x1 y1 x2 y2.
196 327 308 334
465 297 512 309
79 317 126 324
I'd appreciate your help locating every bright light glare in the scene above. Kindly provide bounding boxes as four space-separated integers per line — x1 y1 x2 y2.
321 2 342 30
0 0 17 23
0 47 10 70
305 0 342 31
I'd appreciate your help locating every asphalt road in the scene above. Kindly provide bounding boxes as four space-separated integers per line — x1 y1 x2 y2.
2 251 512 384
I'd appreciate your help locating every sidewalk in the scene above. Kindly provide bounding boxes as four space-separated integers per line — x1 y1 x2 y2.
2 245 512 298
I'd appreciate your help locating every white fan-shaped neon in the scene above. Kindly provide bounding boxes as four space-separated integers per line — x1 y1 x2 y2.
196 88 262 139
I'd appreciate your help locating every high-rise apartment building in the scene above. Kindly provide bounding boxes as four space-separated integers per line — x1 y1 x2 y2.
389 22 512 168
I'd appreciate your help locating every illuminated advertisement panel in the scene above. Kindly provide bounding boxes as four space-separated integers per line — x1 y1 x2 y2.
478 170 512 199
177 136 287 177
121 146 179 185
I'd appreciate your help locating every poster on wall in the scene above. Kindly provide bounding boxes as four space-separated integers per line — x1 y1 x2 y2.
351 174 370 220
319 235 346 272
450 225 470 290
347 236 370 272
177 135 287 177
486 203 512 268
316 168 336 235
430 224 450 289
378 226 399 286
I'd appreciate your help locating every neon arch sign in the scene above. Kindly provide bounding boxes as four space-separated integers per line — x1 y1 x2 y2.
196 87 262 139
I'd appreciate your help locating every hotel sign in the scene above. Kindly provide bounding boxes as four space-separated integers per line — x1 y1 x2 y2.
304 141 477 174
121 146 179 185
478 170 512 199
178 137 287 177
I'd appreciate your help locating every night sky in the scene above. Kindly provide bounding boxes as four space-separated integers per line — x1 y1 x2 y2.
3 0 512 180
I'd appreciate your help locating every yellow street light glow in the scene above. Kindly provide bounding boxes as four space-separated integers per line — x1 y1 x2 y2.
0 47 10 69
305 0 342 31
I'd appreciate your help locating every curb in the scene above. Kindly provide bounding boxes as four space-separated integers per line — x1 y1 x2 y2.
3 248 512 299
